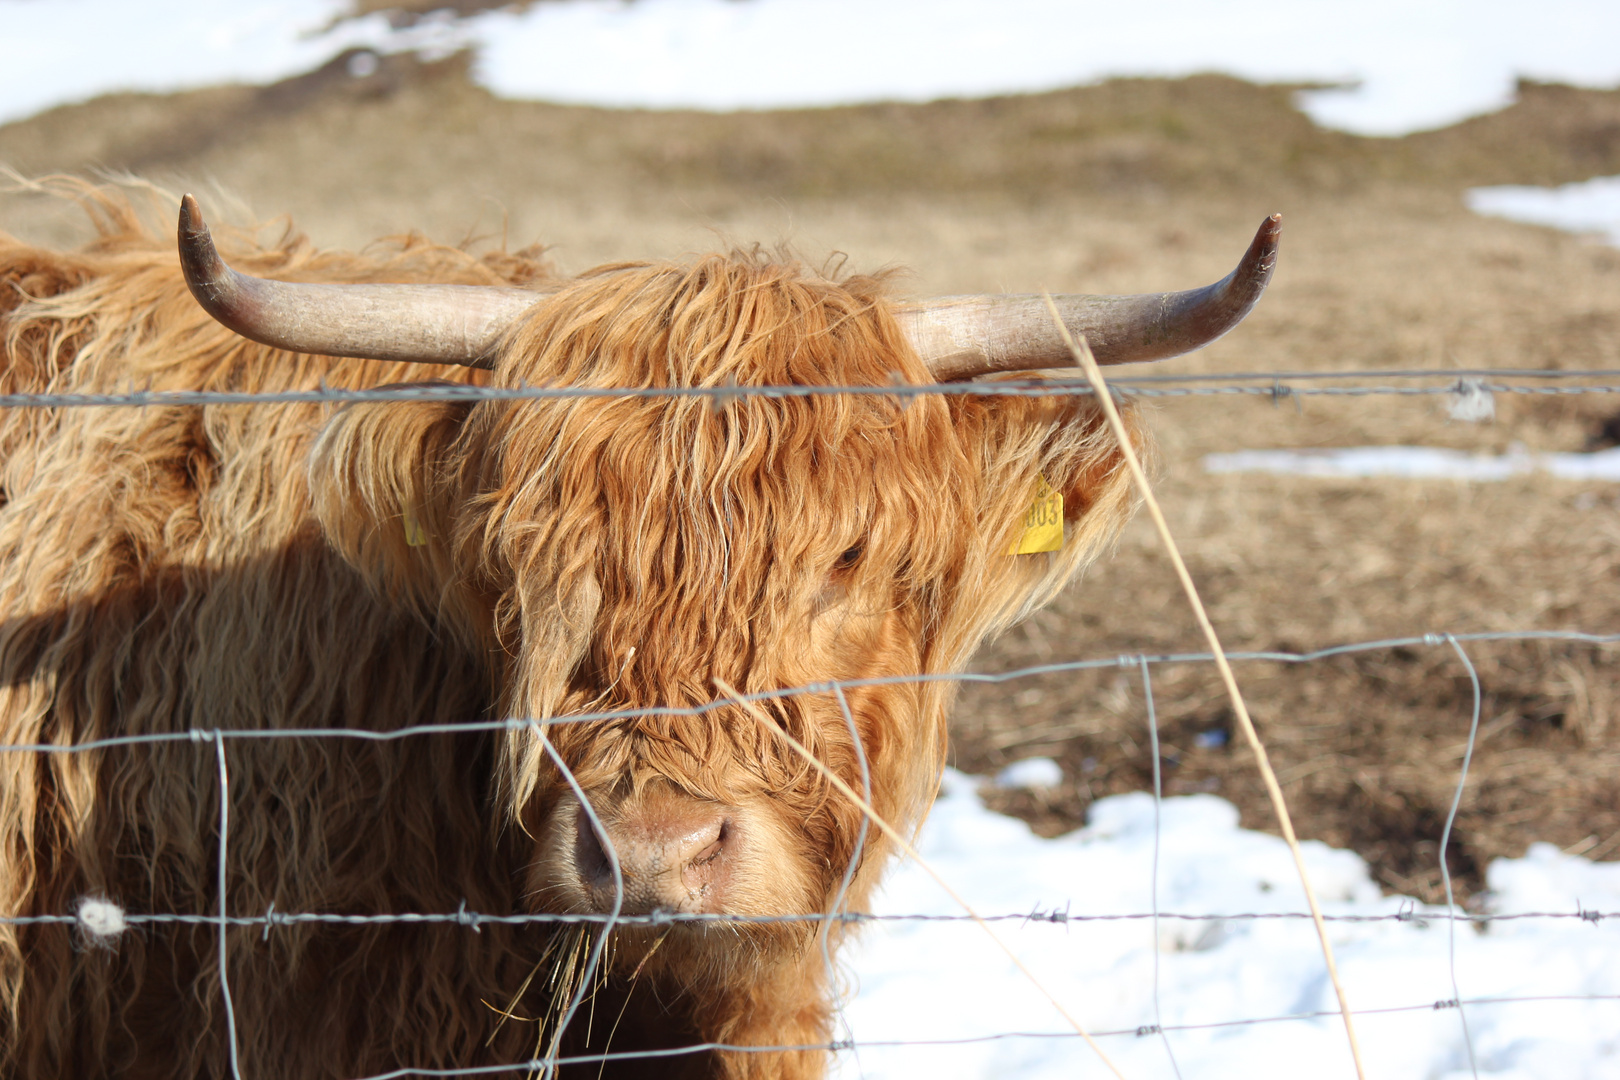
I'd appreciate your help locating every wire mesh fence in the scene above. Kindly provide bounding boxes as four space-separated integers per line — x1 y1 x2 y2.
3 370 1619 1078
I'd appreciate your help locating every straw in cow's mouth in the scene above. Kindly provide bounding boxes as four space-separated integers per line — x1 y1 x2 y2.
482 923 675 1075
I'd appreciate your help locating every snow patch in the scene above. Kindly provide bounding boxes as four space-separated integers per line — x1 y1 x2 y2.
837 770 1620 1079
1204 445 1620 481
993 757 1063 791
1468 175 1620 247
0 1 372 126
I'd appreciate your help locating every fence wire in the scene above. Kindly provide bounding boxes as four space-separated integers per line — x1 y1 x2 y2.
328 988 1620 1080
3 365 1619 1077
6 629 1615 756
6 628 1620 1077
8 904 1619 931
4 368 1620 411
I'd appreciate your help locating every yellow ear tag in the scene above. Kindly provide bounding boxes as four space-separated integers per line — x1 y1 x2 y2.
403 511 429 548
1007 474 1064 555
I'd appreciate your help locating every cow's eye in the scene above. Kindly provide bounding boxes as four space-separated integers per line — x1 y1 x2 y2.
834 544 863 571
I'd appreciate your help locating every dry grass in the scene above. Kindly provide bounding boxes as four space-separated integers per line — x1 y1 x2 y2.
3 52 1619 899
343 1 543 26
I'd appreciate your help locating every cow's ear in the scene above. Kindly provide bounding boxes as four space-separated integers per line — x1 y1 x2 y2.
953 390 1143 542
941 390 1146 636
1039 394 1145 540
309 395 478 626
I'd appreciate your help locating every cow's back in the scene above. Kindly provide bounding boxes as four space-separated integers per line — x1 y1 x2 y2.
0 198 564 1078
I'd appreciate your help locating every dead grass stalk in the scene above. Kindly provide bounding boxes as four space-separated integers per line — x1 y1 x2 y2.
1051 304 1367 1080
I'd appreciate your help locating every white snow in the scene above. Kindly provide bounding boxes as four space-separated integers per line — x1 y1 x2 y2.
993 757 1064 791
469 0 1620 136
0 1 380 126
1204 445 1620 482
1468 176 1620 248
836 770 1620 1079
3 0 1620 135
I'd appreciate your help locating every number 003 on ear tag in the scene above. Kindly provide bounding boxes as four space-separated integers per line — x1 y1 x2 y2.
1008 474 1064 555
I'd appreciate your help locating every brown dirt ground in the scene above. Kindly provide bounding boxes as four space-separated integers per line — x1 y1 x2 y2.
3 52 1619 903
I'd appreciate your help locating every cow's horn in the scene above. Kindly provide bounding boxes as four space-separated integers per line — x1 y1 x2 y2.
178 194 543 368
900 214 1280 381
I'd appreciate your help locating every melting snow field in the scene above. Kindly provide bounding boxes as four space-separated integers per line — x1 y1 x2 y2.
3 0 1620 135
838 769 1620 1080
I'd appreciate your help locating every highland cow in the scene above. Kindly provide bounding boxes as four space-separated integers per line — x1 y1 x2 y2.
0 185 1276 1079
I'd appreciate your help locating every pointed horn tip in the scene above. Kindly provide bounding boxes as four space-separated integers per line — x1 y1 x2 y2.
177 194 222 276
178 193 204 234
1242 214 1282 281
1255 213 1281 248
176 194 239 314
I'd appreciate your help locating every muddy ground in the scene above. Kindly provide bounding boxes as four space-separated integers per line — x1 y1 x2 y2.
3 51 1619 903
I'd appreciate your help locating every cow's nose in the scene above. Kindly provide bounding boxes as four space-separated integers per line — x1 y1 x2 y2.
574 798 735 915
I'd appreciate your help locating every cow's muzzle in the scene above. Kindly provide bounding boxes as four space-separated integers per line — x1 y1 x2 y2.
569 790 738 917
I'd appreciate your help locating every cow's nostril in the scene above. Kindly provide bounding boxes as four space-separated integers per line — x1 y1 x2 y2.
680 817 733 900
687 820 727 867
573 811 615 888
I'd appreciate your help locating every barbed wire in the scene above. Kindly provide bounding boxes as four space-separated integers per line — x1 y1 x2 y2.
5 369 1620 410
6 904 1619 932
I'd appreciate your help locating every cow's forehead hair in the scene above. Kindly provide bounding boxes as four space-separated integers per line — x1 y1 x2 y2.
491 250 920 393
469 250 973 589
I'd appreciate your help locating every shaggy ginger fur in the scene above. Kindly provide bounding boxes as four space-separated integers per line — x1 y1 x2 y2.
0 187 1143 1079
